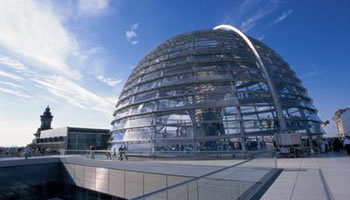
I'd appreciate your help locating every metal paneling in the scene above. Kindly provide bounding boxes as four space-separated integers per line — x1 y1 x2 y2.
74 164 85 187
83 166 95 190
167 175 190 186
198 178 215 200
108 169 125 198
168 183 188 200
125 171 144 199
188 181 199 200
65 164 85 187
144 173 167 194
63 163 75 181
96 167 109 193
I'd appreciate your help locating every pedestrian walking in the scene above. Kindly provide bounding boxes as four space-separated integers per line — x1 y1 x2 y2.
24 146 32 159
333 138 342 152
124 145 128 160
118 145 128 161
105 147 112 160
118 145 124 161
320 139 327 153
85 147 90 158
90 146 95 159
112 146 117 160
343 136 350 155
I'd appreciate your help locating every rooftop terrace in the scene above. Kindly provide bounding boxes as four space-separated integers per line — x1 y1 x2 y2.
0 153 349 200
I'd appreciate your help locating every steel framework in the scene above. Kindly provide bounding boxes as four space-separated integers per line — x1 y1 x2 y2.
110 25 323 152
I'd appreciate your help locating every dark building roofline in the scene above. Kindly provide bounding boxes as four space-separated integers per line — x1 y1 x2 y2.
66 126 110 133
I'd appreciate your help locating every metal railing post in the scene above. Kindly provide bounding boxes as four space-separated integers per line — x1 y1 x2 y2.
274 155 278 168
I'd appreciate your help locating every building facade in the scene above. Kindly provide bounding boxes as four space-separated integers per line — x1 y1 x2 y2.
111 25 323 152
32 107 110 153
333 108 350 137
37 127 110 153
34 106 53 139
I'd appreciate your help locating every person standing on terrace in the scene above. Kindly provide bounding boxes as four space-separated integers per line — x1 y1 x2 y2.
24 146 32 159
343 136 350 155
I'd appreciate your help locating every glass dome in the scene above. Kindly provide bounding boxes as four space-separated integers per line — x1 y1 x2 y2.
111 26 323 152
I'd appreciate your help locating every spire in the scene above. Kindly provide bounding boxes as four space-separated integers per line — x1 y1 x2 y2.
40 105 53 131
43 105 52 116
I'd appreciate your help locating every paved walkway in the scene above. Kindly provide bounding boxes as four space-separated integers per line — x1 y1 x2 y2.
141 159 244 167
262 153 350 200
3 153 349 199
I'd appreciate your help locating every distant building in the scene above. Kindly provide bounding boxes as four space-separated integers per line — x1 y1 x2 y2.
333 108 350 137
37 127 110 153
34 105 54 139
32 106 110 153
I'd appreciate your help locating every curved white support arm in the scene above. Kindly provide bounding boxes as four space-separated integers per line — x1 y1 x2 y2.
213 24 287 131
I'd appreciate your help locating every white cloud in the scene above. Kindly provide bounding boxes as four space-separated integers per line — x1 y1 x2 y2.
78 0 109 16
238 0 265 17
273 9 293 24
126 30 137 39
0 55 117 115
96 75 122 87
257 35 265 41
84 48 108 76
0 80 24 89
0 87 31 98
240 5 277 32
0 55 27 71
0 0 81 79
126 23 139 45
226 0 281 33
0 70 23 81
31 75 115 114
301 66 320 79
0 1 116 146
131 41 139 45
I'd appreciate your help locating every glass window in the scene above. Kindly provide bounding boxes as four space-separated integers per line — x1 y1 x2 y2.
116 98 131 110
134 91 157 103
115 108 129 119
141 101 156 113
155 125 193 139
159 86 193 97
124 127 153 141
124 115 154 128
196 84 216 93
130 102 156 115
194 39 218 48
142 71 160 82
223 120 239 128
156 112 193 125
194 93 233 104
162 73 192 85
195 108 224 123
158 97 193 110
111 130 126 142
199 121 226 136
137 80 161 93
242 114 259 120
240 106 256 113
113 119 126 130
225 106 237 115
163 65 192 75
244 121 260 132
196 71 215 78
167 56 187 64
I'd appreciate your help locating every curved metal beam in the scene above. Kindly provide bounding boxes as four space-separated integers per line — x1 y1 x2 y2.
213 24 287 131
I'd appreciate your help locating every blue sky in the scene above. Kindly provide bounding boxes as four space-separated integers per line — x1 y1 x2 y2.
0 0 349 146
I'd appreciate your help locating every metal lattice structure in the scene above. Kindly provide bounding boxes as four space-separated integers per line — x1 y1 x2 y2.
111 25 323 152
